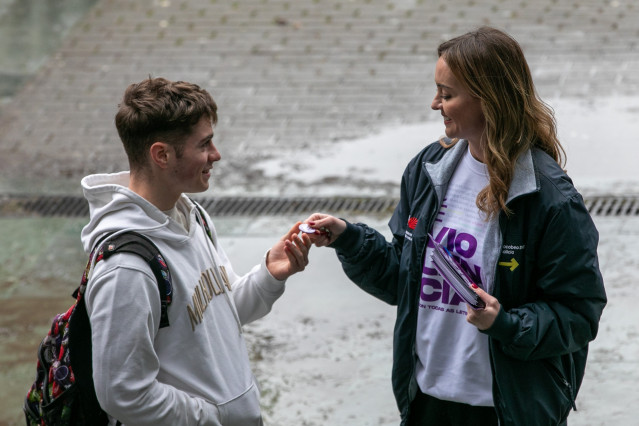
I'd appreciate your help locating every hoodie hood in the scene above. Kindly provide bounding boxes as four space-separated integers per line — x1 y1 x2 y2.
81 171 193 253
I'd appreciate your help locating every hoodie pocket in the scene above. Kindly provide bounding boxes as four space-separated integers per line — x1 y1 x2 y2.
216 382 263 426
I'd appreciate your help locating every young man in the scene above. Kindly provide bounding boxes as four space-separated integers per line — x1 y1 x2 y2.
80 77 311 425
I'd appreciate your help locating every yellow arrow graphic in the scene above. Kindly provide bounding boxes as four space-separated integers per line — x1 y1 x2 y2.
499 258 519 271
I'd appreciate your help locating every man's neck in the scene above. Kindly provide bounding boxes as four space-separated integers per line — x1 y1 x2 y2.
128 170 180 211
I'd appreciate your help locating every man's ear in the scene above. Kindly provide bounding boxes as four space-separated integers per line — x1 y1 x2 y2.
149 142 172 168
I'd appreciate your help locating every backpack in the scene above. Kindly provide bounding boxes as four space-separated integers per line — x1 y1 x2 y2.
23 231 173 426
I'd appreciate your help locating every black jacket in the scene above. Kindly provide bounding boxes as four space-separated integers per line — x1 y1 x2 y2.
331 140 607 425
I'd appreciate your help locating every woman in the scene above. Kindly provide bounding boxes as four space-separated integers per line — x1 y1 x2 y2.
304 27 606 426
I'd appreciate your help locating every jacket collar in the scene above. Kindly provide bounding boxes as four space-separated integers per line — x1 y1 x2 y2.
424 139 540 205
507 148 539 204
424 139 467 202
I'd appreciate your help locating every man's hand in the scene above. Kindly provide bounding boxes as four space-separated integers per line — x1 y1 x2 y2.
466 285 500 331
266 222 312 281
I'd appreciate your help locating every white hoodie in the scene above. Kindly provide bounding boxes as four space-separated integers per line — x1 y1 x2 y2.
81 172 285 426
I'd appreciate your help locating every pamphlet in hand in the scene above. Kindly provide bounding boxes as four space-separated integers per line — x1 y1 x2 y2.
429 236 486 310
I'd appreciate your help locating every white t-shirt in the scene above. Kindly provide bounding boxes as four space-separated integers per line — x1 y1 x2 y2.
163 203 189 231
415 147 494 406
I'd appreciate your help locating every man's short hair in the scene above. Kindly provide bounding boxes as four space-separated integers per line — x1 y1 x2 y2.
115 77 218 169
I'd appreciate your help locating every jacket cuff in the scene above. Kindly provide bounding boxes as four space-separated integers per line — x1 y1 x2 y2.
329 220 365 258
481 306 518 342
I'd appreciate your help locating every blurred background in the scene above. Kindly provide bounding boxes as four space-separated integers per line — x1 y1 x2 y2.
1 0 638 425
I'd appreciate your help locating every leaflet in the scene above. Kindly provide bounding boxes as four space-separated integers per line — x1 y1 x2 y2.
429 236 486 310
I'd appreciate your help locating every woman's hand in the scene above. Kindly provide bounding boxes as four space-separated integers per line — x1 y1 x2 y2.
301 213 347 247
466 285 500 331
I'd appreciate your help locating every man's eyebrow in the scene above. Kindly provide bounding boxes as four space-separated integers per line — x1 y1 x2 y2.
201 132 214 142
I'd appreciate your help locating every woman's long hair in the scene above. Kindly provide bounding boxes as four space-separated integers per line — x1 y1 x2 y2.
438 26 565 218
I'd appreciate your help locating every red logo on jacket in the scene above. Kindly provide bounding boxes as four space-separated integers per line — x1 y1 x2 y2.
408 217 418 230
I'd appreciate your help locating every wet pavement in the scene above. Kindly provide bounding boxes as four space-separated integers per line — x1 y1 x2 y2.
2 214 638 426
1 1 639 425
0 0 638 195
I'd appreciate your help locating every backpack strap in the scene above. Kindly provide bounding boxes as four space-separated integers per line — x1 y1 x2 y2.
79 204 205 328
193 201 214 242
66 235 114 425
99 231 173 328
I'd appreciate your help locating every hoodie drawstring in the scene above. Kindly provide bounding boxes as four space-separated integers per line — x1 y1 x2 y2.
194 207 244 335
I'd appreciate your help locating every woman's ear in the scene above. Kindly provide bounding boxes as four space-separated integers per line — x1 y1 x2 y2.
149 142 172 168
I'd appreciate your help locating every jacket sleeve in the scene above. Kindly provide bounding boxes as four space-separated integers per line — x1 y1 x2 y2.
86 258 223 426
329 160 414 305
331 221 403 305
484 195 607 360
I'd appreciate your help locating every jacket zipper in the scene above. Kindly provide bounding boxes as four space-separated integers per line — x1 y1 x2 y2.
547 361 577 411
406 191 440 417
